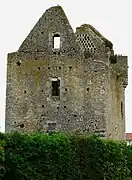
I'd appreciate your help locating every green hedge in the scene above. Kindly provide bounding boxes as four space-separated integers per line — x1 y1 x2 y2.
126 144 132 179
0 133 5 179
0 132 131 179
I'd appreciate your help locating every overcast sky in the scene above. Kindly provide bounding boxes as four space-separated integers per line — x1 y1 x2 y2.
0 0 131 132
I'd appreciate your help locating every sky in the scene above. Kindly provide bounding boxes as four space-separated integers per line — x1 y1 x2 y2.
0 0 131 132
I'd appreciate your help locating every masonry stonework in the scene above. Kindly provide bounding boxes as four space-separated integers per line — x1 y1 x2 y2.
5 6 128 140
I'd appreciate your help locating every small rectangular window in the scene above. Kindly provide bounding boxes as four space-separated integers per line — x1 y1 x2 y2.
53 34 60 49
46 123 56 133
48 123 56 131
121 101 123 117
52 78 60 97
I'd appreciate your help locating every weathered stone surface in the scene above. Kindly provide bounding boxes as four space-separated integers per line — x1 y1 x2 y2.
5 6 128 140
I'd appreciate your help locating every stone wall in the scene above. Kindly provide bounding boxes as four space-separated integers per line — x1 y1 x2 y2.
5 6 128 140
6 52 84 133
107 55 128 140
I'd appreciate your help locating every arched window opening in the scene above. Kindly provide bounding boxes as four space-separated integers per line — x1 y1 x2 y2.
53 34 60 49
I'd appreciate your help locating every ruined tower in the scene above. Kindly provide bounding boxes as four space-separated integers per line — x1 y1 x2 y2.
5 6 128 140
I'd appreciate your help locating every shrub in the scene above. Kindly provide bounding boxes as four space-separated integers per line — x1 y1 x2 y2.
103 140 129 179
4 132 75 180
69 135 105 179
126 144 132 178
0 132 131 180
0 133 5 179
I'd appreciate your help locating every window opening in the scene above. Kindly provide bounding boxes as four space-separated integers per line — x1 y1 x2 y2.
121 101 123 117
53 34 60 49
52 78 60 97
110 55 117 64
20 124 24 128
47 123 56 133
16 61 21 66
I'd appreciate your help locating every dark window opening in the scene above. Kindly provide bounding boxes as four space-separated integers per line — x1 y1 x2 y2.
74 114 77 117
20 124 24 128
110 55 117 64
87 88 89 92
84 51 92 59
69 66 72 70
53 51 56 55
52 78 60 97
53 34 60 49
16 61 21 66
121 101 123 117
47 123 56 132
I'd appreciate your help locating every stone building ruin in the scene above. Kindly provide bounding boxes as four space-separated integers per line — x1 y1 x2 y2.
5 6 128 140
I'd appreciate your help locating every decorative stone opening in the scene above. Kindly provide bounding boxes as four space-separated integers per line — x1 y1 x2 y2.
76 34 96 55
